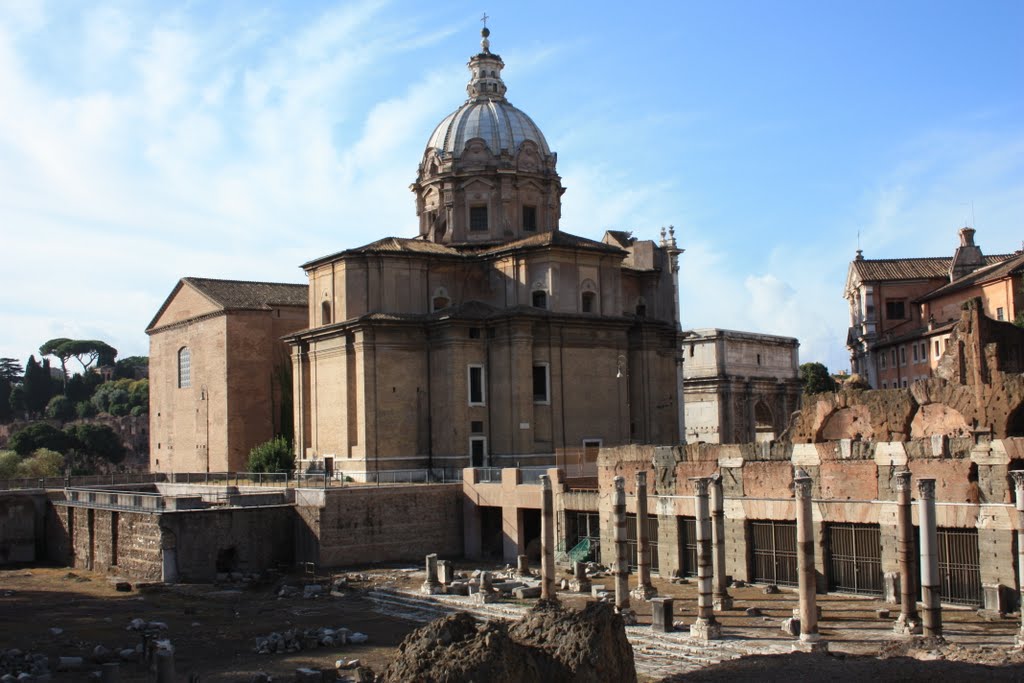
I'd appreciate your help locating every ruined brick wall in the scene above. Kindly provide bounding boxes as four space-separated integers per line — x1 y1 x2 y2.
312 484 463 568
0 491 46 564
160 506 295 582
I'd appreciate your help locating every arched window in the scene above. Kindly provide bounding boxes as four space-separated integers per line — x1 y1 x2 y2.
432 287 451 311
178 347 191 388
635 297 647 318
532 290 548 309
581 291 596 313
321 301 332 325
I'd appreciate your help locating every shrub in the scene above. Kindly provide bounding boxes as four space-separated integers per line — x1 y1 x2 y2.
9 423 78 456
247 436 294 473
18 448 64 478
0 450 20 479
75 401 97 419
67 423 125 463
45 395 75 422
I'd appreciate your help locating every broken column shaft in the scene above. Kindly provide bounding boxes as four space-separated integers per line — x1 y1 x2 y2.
612 476 634 621
710 473 733 611
893 469 921 634
421 553 442 595
632 471 656 600
1012 471 1024 647
794 469 827 652
918 477 942 637
689 476 720 639
540 474 556 600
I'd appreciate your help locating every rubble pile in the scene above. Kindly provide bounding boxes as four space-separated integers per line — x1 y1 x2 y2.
254 627 368 654
378 600 636 683
0 649 50 680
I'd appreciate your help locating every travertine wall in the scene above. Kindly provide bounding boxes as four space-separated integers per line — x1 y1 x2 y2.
0 491 46 564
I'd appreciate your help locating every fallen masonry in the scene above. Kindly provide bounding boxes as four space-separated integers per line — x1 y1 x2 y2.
254 627 369 654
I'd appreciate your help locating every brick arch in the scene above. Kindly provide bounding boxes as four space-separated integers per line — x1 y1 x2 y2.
909 402 971 439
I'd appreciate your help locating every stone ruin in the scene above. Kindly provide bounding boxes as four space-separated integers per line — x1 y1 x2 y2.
377 600 636 683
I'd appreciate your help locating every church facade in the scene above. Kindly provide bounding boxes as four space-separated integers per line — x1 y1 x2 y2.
285 30 686 477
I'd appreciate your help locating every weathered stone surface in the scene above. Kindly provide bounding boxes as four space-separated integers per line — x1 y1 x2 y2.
780 617 800 636
379 601 636 683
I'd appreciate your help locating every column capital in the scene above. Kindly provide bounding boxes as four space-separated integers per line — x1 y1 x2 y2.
636 470 647 487
1010 471 1024 490
916 478 936 499
613 475 625 492
540 474 551 491
793 474 812 498
689 476 710 496
894 469 912 492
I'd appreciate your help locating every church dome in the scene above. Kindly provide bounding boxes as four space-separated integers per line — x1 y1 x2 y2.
426 99 550 159
424 27 551 159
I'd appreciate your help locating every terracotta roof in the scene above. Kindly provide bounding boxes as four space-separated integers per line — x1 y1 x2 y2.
302 237 460 269
919 251 1024 302
147 277 308 332
183 277 308 309
476 230 626 257
851 254 1012 282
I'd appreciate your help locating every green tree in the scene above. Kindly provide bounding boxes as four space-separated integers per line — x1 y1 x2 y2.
45 395 75 422
0 358 23 382
75 401 97 419
114 356 148 380
17 448 64 478
8 384 26 415
799 362 839 395
9 423 79 456
0 380 12 423
66 371 103 405
0 450 20 479
1015 312 1024 328
68 423 125 463
39 338 72 390
22 356 56 416
246 436 294 473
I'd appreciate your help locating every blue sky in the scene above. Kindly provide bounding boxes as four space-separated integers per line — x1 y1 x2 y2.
1 0 1022 372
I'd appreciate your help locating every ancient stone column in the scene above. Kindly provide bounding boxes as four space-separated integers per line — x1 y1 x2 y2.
689 476 721 640
612 476 636 622
794 469 827 652
1012 471 1024 648
631 471 656 600
421 553 442 595
540 474 556 600
918 478 942 637
893 469 921 635
710 473 733 611
517 554 531 577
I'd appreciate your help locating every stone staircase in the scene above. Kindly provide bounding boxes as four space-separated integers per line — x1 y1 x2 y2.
366 588 751 677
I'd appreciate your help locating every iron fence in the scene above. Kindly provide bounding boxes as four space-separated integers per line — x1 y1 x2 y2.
0 472 166 491
826 523 883 596
750 519 798 587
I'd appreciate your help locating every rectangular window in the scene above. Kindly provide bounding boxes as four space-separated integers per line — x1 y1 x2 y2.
469 205 488 231
468 365 485 405
469 436 487 467
921 342 927 360
522 205 537 231
469 327 481 339
900 346 906 365
533 364 550 403
891 349 897 365
880 352 886 369
912 344 918 362
997 307 1005 321
886 300 907 320
882 382 887 389
935 341 940 357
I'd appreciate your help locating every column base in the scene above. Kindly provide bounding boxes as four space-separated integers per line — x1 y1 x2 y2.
713 595 734 611
893 614 922 635
471 590 498 604
421 582 443 595
569 579 592 593
792 635 829 654
616 607 638 625
689 617 722 641
631 584 657 601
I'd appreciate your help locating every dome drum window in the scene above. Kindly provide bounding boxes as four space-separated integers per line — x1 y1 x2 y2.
469 205 489 232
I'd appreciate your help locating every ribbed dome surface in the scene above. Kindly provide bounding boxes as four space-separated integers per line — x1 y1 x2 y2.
426 99 551 159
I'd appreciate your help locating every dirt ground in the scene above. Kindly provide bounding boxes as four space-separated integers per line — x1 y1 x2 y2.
4 563 1024 681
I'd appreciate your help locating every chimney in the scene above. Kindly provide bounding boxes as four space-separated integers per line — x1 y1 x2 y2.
949 226 984 282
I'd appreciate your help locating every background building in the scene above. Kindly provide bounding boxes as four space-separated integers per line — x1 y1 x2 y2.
845 228 1021 389
682 328 801 444
148 278 307 473
286 30 685 477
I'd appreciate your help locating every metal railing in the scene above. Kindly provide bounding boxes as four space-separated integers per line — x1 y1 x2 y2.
293 467 463 488
166 471 289 487
476 467 503 483
0 472 166 491
518 466 549 485
64 487 167 512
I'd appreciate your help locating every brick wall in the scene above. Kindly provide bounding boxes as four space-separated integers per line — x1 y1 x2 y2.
0 491 45 564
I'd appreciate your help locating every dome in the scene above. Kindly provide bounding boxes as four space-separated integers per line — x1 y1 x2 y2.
426 99 551 159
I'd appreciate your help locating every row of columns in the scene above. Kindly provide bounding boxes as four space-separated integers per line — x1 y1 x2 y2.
533 468 1024 649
